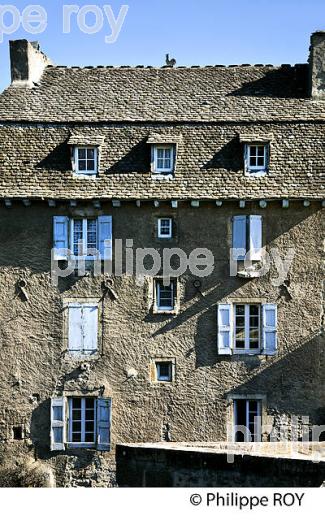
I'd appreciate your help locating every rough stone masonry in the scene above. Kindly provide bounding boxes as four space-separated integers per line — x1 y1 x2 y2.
0 33 324 487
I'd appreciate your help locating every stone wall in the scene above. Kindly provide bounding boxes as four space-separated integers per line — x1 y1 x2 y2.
0 200 323 486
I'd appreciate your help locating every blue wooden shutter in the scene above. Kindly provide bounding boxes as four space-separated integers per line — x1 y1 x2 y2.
217 304 232 355
262 304 277 355
82 304 98 354
232 216 247 260
50 397 65 451
68 304 83 354
249 215 262 261
98 216 112 260
53 216 69 260
97 398 112 451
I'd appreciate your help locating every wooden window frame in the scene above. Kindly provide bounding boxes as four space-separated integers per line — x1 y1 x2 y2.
233 399 262 442
75 146 98 175
158 217 173 239
153 145 174 174
245 143 268 175
70 218 98 260
68 397 97 448
234 303 261 354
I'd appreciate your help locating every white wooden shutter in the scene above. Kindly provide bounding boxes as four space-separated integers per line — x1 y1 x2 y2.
217 304 232 355
232 216 247 260
68 304 83 354
53 216 69 260
97 398 112 451
83 305 98 354
262 304 277 355
98 216 113 260
249 215 262 261
50 397 66 451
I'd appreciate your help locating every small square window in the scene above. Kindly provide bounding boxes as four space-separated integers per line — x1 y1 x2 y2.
245 144 268 174
158 218 173 239
155 361 173 382
153 146 174 174
75 147 98 175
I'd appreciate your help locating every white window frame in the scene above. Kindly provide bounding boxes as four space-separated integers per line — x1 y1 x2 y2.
155 280 175 312
68 397 97 448
70 218 98 260
153 145 174 174
75 146 98 175
156 361 173 382
67 302 98 356
234 304 261 354
158 217 173 239
233 399 262 442
245 144 268 175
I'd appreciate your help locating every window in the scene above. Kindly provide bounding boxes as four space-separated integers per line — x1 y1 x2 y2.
155 279 176 312
153 146 174 173
71 218 97 258
234 304 260 352
68 303 98 355
245 144 268 174
158 218 173 239
234 399 262 442
232 215 262 261
69 397 96 444
155 361 173 382
75 147 98 175
53 215 112 261
50 396 111 451
217 303 277 356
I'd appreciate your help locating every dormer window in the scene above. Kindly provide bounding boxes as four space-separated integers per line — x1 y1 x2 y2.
75 147 98 175
153 145 174 174
244 143 269 175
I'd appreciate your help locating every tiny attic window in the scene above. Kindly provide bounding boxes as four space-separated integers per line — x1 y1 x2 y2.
75 147 98 175
68 134 105 177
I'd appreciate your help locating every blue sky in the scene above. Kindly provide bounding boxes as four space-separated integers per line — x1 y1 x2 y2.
0 0 325 92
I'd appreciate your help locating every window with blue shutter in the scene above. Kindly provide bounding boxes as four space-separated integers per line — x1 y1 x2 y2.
97 398 112 451
50 397 66 451
53 216 69 260
262 304 278 355
98 215 113 261
217 304 232 355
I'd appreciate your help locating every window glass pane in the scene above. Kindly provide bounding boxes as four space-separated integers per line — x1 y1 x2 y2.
78 148 86 160
86 160 95 171
234 400 246 442
78 160 87 171
73 220 83 256
72 409 81 420
72 398 81 409
87 219 97 250
85 409 94 421
85 398 95 409
53 427 63 443
52 406 62 421
87 148 95 160
72 432 82 442
85 432 94 443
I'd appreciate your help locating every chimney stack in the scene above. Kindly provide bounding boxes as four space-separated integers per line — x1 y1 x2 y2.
309 31 325 99
9 40 52 87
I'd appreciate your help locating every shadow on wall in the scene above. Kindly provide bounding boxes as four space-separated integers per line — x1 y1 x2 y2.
105 137 150 174
36 138 71 172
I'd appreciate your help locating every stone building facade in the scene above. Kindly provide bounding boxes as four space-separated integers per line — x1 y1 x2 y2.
0 34 324 487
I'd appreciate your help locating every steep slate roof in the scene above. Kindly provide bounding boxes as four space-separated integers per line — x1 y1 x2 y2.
0 63 324 200
0 63 323 123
